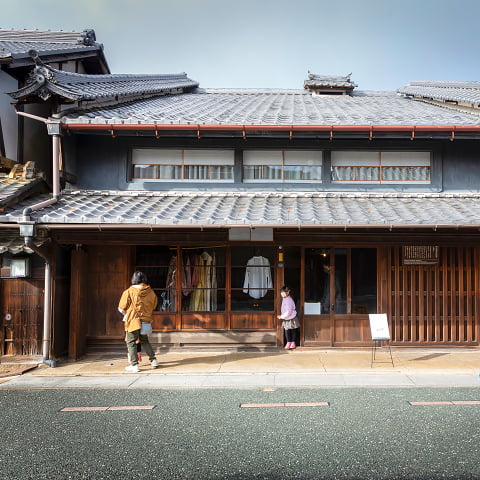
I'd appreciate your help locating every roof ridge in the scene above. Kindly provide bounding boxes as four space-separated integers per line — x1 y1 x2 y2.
0 28 97 46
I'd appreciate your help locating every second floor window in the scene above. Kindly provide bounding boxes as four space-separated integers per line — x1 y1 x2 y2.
331 151 431 183
243 150 323 182
132 149 234 182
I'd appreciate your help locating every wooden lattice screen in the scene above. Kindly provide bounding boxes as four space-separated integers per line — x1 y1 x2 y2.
386 247 479 344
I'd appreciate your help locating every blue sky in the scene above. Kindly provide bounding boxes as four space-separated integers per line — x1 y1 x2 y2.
2 0 479 91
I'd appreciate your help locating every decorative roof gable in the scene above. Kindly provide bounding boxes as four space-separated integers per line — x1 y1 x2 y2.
8 53 199 105
304 71 357 95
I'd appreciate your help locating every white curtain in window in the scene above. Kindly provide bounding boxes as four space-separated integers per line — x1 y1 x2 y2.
357 167 379 181
284 166 303 180
263 165 282 179
332 166 354 181
185 165 209 179
134 165 157 179
158 165 182 179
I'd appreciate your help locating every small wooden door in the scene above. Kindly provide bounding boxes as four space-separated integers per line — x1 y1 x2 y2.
0 279 44 355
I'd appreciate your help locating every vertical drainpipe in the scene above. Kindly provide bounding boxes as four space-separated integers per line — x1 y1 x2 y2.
20 121 61 367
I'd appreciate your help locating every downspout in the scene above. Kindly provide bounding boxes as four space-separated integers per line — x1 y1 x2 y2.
23 237 55 367
18 118 61 367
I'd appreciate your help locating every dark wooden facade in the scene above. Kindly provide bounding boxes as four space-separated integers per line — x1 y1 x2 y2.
56 227 480 358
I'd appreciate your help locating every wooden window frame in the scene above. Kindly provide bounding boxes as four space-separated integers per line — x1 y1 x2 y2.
331 151 432 184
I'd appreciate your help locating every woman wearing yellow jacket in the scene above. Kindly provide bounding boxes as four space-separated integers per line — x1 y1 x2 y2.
118 271 158 372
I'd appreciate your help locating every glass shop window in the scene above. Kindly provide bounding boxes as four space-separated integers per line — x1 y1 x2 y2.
304 248 332 315
135 246 177 312
331 151 431 184
231 246 275 311
131 149 234 182
304 248 377 315
351 248 377 314
243 150 322 182
180 247 226 312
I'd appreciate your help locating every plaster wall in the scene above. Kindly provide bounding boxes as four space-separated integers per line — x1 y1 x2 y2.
70 134 479 193
0 69 18 160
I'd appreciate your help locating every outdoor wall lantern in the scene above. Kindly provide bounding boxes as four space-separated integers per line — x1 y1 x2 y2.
10 257 31 277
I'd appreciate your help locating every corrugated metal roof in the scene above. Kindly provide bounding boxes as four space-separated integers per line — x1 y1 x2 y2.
2 190 480 227
58 88 480 127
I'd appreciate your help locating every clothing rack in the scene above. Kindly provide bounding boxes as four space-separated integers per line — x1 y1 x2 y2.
169 245 226 250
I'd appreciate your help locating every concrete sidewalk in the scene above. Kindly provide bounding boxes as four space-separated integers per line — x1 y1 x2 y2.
2 347 480 388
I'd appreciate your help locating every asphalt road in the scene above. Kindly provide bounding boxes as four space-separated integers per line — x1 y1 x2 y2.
1 387 480 479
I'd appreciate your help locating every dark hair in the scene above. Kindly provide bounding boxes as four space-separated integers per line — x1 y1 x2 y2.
131 271 148 285
281 285 291 293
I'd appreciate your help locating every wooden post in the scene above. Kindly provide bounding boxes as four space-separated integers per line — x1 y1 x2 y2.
69 248 87 359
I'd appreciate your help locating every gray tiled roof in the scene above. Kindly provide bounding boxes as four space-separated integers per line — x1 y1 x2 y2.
0 28 100 60
9 64 199 102
0 175 43 208
2 190 480 227
304 72 357 89
0 229 49 254
58 88 480 127
398 81 480 107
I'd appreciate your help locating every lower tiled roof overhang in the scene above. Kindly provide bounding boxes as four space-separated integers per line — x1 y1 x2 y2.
0 229 49 254
2 191 480 230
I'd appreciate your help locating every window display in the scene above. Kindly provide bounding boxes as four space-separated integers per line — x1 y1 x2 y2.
232 246 275 311
181 248 225 312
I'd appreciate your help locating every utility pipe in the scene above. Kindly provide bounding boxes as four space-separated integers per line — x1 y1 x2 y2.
24 237 55 367
17 122 61 367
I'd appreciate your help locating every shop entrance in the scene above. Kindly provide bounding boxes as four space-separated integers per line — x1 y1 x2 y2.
303 248 377 345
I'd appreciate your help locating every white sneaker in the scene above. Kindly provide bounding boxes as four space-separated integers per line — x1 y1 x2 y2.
125 365 140 373
151 359 159 368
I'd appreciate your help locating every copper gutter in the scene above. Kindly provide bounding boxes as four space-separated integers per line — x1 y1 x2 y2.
60 123 480 135
25 223 480 230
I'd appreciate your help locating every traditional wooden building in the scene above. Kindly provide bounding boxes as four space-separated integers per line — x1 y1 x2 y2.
0 29 108 358
2 60 480 359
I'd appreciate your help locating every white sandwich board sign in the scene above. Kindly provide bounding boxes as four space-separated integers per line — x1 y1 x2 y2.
368 314 390 341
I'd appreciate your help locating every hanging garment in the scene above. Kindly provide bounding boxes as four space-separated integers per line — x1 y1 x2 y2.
201 250 213 311
182 255 192 296
242 256 273 299
165 255 177 311
211 251 217 311
190 253 207 311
